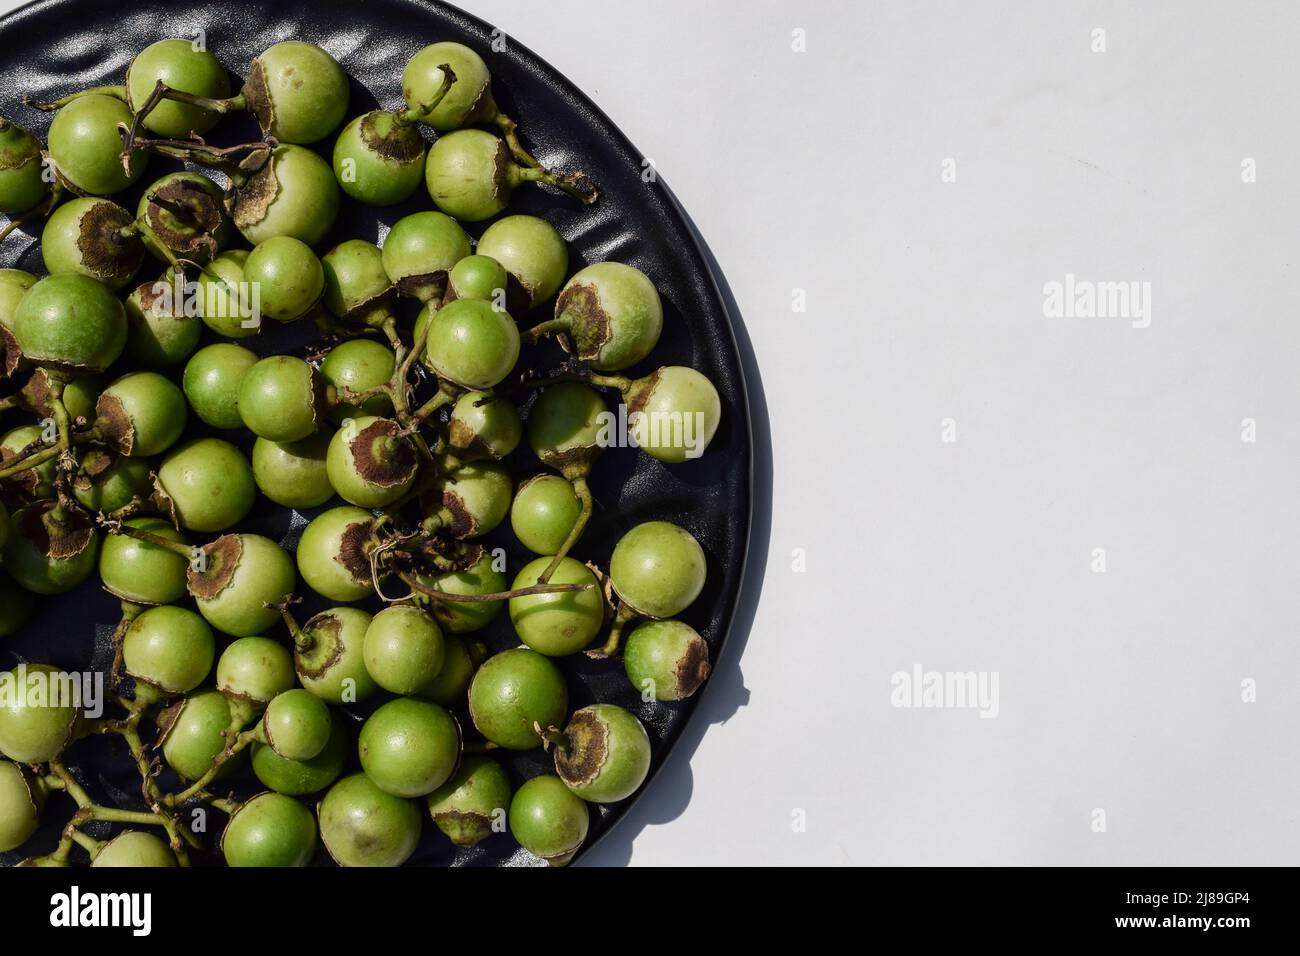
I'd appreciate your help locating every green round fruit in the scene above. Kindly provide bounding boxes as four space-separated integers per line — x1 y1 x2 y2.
358 697 461 798
325 416 418 508
363 605 445 696
609 521 707 619
126 39 230 138
261 689 331 761
320 339 395 422
417 551 506 635
251 708 348 796
122 605 215 701
623 620 711 702
2 502 99 595
508 557 604 656
468 648 568 751
216 636 296 710
426 755 511 848
554 704 652 803
509 775 588 866
189 534 296 637
476 215 568 310
252 432 335 509
95 370 188 457
318 772 421 868
90 830 175 867
47 94 147 195
221 791 317 867
510 475 582 556
182 342 259 429
156 438 256 533
296 506 377 602
0 761 46 852
0 664 81 764
158 689 243 782
98 517 189 606
293 607 376 705
12 273 126 371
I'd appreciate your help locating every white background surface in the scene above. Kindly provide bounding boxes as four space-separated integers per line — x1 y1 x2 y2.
6 0 1299 865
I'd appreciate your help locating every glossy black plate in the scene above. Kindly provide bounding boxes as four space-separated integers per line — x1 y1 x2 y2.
0 0 752 866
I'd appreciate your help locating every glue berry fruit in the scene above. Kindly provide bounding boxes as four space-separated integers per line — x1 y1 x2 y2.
90 831 176 868
0 118 49 216
363 605 446 696
318 772 421 868
155 438 256 532
238 355 328 443
47 94 148 196
261 689 332 761
188 533 297 637
95 370 188 457
468 648 568 751
320 339 395 422
288 607 377 705
98 517 190 606
554 704 651 804
41 197 143 290
251 707 348 796
416 297 520 391
125 39 231 137
0 761 47 851
426 755 511 848
13 273 127 372
509 774 588 867
530 261 663 371
475 214 568 311
510 475 582 556
252 431 335 510
296 506 378 603
183 343 259 429
380 210 470 304
623 619 711 701
508 557 605 657
243 236 324 322
358 697 461 798
216 636 296 712
610 521 707 619
221 791 317 868
158 689 243 782
121 605 215 703
326 416 419 509
0 664 81 764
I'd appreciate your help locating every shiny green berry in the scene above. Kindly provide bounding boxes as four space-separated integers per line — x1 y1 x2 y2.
251 707 348 796
0 664 81 764
509 775 588 866
262 689 332 761
318 772 421 868
221 791 317 867
98 517 189 606
624 620 711 701
358 697 461 798
509 557 604 657
426 755 510 848
252 431 335 509
158 689 243 782
554 704 651 803
91 830 175 867
363 606 445 696
510 475 582 556
122 605 215 702
468 648 568 751
156 438 256 532
182 342 259 429
610 521 707 619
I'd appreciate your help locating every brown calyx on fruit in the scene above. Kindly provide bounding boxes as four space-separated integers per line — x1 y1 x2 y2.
294 613 344 679
554 709 609 788
143 178 222 259
19 367 54 417
432 809 493 847
538 444 597 482
242 59 275 135
230 147 279 230
676 635 712 698
93 392 135 455
187 534 241 600
624 369 662 418
360 111 424 164
554 282 610 362
336 518 376 586
395 270 448 305
21 502 95 560
350 419 417 488
0 325 20 377
72 448 115 492
79 201 144 282
439 489 474 538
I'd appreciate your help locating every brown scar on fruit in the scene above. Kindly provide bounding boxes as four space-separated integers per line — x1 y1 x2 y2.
360 112 423 163
73 448 116 490
294 613 345 679
187 535 241 600
21 503 95 560
230 147 279 229
243 60 274 133
79 201 142 279
537 444 597 481
0 325 20 377
554 282 610 361
350 419 417 487
93 392 135 455
337 519 375 585
144 179 222 258
440 489 473 537
676 636 712 698
554 709 608 787
395 271 448 304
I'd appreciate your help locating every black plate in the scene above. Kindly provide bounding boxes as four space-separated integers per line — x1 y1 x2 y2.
0 0 753 866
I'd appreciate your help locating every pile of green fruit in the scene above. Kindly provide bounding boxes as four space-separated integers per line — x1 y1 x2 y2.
0 35 722 867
